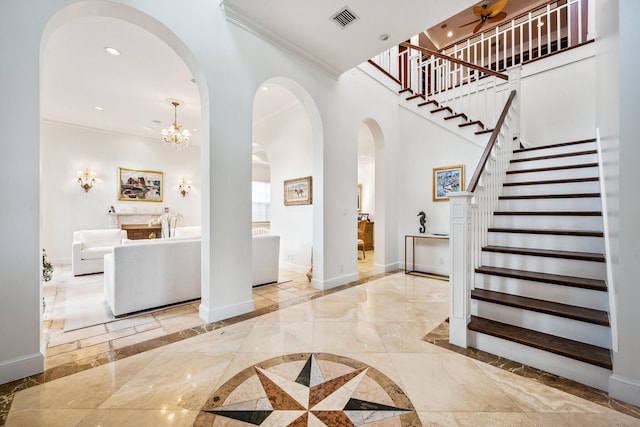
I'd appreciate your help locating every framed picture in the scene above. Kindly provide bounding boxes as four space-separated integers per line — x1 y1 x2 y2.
357 184 363 212
433 164 465 201
118 167 163 202
284 176 312 206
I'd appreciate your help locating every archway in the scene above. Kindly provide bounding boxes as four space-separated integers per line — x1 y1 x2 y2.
252 77 321 282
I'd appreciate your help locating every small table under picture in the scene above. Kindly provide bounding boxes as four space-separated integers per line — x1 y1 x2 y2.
404 234 450 280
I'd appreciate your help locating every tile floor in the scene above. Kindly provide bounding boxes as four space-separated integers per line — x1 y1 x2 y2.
3 252 640 426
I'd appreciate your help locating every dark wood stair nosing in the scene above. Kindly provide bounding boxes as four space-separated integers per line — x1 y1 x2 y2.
459 120 484 129
513 138 596 154
507 163 599 175
475 266 607 291
493 211 602 216
503 177 599 186
488 228 604 237
470 288 610 326
475 128 494 135
511 150 597 163
482 245 605 262
406 94 425 101
498 193 600 200
444 113 467 121
417 99 438 107
468 316 612 369
431 106 453 114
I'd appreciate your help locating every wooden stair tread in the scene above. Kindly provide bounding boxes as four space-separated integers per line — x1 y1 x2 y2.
471 289 610 326
475 128 494 135
499 193 600 200
503 177 599 186
405 94 425 101
398 88 412 94
514 138 596 153
475 266 607 291
488 228 604 237
417 100 438 107
468 316 612 369
511 150 596 163
483 245 605 262
459 120 483 128
444 113 467 121
494 211 602 216
507 163 598 174
431 106 453 113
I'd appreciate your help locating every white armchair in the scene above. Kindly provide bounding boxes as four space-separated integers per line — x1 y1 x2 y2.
72 229 127 276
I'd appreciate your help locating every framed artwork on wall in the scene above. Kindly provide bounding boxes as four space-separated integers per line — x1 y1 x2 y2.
118 167 163 202
433 164 464 202
284 176 312 205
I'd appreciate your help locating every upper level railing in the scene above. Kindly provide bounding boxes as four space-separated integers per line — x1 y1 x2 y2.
369 0 588 129
441 0 589 73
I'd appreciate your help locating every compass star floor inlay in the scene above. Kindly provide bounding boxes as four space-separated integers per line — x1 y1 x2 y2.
194 353 422 426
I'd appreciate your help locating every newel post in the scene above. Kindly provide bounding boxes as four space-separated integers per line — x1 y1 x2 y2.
448 191 474 347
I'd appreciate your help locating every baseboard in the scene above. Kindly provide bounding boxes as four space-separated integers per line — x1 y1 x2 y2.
280 262 309 275
0 352 44 385
609 374 640 406
374 262 399 273
311 272 359 291
199 298 254 323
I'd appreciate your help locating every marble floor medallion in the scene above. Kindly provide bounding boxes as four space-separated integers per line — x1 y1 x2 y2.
195 353 422 426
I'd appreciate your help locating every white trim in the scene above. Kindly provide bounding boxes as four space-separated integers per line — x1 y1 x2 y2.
609 375 640 406
280 262 310 275
596 128 618 351
311 272 359 291
373 261 399 273
199 299 254 323
0 352 44 384
222 4 342 78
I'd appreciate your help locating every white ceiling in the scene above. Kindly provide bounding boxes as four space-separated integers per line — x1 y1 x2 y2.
42 1 503 150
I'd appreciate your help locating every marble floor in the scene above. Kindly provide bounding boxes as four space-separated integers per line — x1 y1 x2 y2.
3 254 640 426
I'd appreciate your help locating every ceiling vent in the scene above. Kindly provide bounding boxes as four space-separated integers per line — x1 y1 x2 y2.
330 6 359 29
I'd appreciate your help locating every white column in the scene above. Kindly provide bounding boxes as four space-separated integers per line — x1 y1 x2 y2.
448 192 474 347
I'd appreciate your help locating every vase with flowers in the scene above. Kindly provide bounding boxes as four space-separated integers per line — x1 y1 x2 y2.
149 212 182 238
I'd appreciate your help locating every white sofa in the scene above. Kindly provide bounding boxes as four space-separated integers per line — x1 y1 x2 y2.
72 229 127 276
104 238 201 316
252 235 280 286
173 225 201 239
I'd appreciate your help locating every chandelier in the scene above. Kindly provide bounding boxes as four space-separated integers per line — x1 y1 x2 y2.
161 101 190 151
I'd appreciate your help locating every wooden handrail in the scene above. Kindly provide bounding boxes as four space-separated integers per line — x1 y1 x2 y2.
399 42 509 81
467 90 517 193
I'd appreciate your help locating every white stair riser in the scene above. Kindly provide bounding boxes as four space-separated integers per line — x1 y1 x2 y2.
497 197 602 211
481 252 606 279
509 153 598 171
487 232 604 253
501 181 599 196
474 272 609 310
512 142 596 160
468 331 611 391
493 215 603 231
505 167 599 183
471 299 611 348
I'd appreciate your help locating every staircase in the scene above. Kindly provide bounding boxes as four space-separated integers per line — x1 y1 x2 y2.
467 138 612 390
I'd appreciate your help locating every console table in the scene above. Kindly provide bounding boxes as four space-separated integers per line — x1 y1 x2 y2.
404 234 450 280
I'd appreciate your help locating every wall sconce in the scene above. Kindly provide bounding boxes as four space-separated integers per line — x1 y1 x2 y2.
178 178 191 197
76 168 96 192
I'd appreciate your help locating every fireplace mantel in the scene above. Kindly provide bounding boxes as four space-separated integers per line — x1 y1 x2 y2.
108 212 163 228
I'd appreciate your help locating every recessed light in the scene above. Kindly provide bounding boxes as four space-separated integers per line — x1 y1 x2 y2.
379 33 390 41
192 128 198 132
447 31 453 38
261 86 269 91
104 47 120 56
94 106 103 111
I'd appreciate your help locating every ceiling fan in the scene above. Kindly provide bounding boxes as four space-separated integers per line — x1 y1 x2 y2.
460 0 509 34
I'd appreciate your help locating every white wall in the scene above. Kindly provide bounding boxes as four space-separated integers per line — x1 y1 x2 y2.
358 123 376 218
255 100 313 273
520 45 596 145
41 121 201 264
397 107 483 276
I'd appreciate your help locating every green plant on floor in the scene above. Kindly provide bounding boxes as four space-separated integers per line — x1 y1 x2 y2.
42 248 53 282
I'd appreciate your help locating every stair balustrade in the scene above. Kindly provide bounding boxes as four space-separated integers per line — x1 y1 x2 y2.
448 89 518 347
